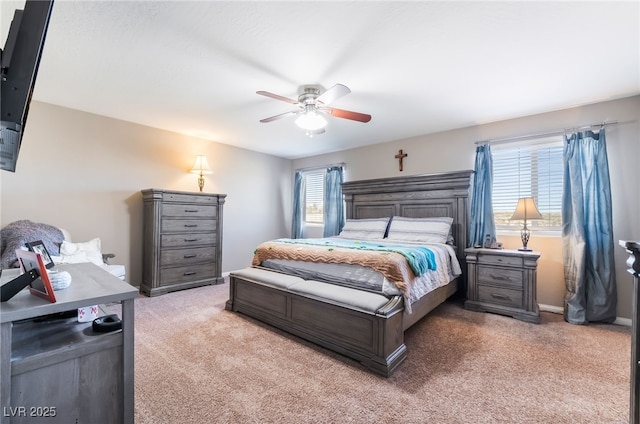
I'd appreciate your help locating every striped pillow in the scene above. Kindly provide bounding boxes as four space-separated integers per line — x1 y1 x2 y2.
336 218 391 240
386 216 453 244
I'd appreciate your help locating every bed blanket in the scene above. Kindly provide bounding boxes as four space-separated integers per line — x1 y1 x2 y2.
252 238 436 305
1 220 64 269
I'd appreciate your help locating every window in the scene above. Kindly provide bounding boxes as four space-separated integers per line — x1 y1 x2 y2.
303 169 325 224
492 136 564 232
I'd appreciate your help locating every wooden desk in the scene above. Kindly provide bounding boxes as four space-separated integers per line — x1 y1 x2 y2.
0 263 137 424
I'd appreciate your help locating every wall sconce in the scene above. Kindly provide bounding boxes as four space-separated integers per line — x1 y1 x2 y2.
510 197 544 251
190 155 213 192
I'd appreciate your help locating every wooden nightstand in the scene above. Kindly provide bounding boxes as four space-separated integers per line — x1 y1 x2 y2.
464 248 540 323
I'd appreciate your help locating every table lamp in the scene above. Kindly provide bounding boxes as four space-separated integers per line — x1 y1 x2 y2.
190 155 213 192
510 197 543 251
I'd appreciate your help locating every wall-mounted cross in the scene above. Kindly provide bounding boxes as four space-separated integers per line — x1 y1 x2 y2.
395 149 408 172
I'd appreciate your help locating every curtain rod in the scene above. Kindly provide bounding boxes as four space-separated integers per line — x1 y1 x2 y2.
296 162 346 173
474 120 618 146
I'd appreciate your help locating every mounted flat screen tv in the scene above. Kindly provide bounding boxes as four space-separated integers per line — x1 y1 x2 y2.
1 0 54 172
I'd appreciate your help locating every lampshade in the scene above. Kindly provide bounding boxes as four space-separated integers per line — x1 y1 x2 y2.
295 111 327 131
190 155 213 175
510 197 543 221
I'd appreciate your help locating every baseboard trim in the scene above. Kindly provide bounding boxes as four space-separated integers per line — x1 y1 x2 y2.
614 317 632 327
539 304 563 314
539 303 631 326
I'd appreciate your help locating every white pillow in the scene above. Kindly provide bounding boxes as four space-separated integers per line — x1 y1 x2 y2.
335 218 390 240
55 251 89 264
60 238 103 266
386 217 453 245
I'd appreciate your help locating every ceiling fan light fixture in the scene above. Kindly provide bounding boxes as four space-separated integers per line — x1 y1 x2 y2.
295 110 327 131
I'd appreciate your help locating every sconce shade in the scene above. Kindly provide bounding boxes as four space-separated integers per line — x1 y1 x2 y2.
190 155 213 175
295 111 327 131
510 197 543 221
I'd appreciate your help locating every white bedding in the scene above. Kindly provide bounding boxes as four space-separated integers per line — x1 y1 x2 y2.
377 241 462 305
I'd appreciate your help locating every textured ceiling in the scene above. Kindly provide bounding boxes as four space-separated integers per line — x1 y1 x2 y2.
2 1 639 159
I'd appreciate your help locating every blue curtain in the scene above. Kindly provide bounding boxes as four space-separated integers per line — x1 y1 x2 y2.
323 166 345 237
469 144 497 247
291 170 305 239
562 129 616 324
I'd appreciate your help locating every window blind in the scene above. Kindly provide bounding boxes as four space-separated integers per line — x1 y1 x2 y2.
491 136 564 231
304 170 325 223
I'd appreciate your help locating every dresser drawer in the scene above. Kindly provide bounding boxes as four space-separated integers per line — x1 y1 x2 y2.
161 233 216 248
160 247 216 266
162 204 217 218
477 266 524 288
477 285 523 309
162 219 217 233
160 263 216 286
163 192 217 204
477 254 523 267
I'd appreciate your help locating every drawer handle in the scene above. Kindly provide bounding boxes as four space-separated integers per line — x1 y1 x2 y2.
184 254 197 259
184 238 199 242
491 275 510 281
184 209 199 213
491 293 511 300
184 224 198 228
183 271 196 276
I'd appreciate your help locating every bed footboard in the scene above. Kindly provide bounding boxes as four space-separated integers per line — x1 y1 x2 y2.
225 268 407 377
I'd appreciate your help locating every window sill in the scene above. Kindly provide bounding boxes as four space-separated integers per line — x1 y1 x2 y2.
497 230 561 238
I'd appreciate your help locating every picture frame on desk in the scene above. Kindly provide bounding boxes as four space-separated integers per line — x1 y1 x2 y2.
26 240 55 269
15 249 56 303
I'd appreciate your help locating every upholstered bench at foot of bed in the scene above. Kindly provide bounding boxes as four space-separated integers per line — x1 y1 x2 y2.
225 267 407 377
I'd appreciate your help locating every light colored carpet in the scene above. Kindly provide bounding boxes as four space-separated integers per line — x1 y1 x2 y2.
129 283 630 424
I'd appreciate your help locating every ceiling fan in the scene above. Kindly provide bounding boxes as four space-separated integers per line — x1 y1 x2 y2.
257 84 371 135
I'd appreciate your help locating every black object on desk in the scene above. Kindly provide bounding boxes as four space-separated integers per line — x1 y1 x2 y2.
0 269 39 302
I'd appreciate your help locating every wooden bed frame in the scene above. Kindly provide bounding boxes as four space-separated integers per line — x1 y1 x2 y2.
226 170 473 376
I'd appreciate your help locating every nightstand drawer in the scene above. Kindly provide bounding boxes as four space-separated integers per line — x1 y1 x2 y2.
477 267 524 288
477 254 523 267
477 285 523 309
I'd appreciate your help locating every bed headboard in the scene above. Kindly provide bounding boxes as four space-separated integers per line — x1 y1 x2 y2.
342 170 473 262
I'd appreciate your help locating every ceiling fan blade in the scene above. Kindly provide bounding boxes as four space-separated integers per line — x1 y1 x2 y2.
259 110 298 123
256 91 298 104
317 84 351 106
324 107 371 123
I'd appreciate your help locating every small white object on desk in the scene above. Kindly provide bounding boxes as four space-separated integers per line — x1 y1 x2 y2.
47 268 72 290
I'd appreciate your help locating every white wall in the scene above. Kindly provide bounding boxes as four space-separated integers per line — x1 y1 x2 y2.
0 101 292 286
293 96 640 320
2 97 637 320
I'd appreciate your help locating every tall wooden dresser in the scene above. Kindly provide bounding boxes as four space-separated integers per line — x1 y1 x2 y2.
141 189 226 296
